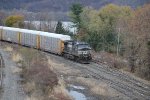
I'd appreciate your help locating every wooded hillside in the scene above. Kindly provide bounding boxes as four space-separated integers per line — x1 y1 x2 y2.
0 0 149 12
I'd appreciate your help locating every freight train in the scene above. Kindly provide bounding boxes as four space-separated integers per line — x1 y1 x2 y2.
0 26 92 63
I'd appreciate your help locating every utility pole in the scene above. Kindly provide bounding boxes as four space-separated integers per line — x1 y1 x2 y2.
117 28 120 56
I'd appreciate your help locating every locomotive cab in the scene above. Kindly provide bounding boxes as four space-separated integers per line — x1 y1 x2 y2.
63 40 92 63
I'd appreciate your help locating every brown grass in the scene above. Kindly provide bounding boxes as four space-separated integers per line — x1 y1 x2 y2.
16 48 61 100
25 96 38 100
47 57 81 75
76 77 119 97
12 67 22 74
23 82 36 95
47 57 73 100
93 51 128 69
12 53 22 62
22 58 58 93
1 44 72 100
50 79 72 100
4 46 13 52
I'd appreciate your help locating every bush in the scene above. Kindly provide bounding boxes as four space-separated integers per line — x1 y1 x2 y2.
23 58 58 93
5 15 24 27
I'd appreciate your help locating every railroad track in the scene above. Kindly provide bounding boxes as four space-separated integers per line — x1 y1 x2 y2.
85 63 150 99
0 53 4 88
68 62 149 99
45 52 150 99
91 62 150 91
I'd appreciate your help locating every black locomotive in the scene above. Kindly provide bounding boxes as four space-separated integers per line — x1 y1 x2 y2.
63 40 92 63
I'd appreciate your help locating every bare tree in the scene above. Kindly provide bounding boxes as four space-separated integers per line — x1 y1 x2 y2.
123 4 150 80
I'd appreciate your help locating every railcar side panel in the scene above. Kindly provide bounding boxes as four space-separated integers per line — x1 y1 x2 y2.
29 33 37 47
21 32 25 45
21 32 36 47
2 30 18 43
0 29 3 40
40 35 62 54
40 35 46 50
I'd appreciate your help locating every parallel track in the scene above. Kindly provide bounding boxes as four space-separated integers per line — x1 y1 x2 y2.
86 63 150 99
91 62 150 91
45 52 150 99
67 61 150 99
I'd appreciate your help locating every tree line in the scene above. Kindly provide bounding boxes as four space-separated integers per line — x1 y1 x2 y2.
0 11 72 36
70 3 150 80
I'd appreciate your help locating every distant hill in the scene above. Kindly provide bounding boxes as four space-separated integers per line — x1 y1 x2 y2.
0 0 150 12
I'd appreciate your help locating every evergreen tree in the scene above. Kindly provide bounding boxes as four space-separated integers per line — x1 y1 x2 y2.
70 3 83 31
55 21 65 34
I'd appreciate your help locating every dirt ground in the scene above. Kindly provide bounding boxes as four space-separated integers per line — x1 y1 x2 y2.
0 42 150 100
0 48 27 100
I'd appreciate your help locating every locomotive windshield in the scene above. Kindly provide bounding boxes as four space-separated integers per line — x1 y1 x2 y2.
78 44 91 50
